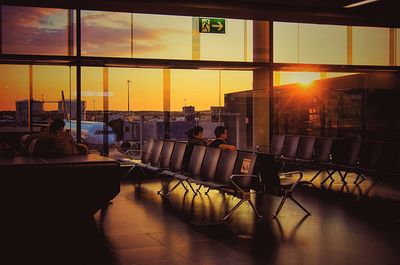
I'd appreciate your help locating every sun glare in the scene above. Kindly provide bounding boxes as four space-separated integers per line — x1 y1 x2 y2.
275 71 320 87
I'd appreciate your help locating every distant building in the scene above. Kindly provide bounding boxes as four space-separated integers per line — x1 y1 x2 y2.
182 106 195 122
15 100 44 123
210 106 225 122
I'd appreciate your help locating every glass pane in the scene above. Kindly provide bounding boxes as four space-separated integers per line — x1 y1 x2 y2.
81 67 164 153
81 67 120 154
274 71 400 141
397 29 400 66
273 22 298 63
0 65 29 129
32 65 73 115
2 6 70 55
273 22 347 64
200 19 253 62
299 24 347 64
109 68 163 112
82 67 103 112
81 11 131 57
133 14 192 60
353 26 390 66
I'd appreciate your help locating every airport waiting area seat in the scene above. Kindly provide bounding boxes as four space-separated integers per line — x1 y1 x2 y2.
145 140 175 177
256 152 310 217
126 138 154 164
122 139 160 181
161 145 207 196
119 135 400 221
157 141 187 196
319 138 361 184
156 145 263 221
293 135 316 169
263 134 400 187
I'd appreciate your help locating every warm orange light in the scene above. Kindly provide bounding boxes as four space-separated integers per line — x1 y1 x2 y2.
298 79 314 88
275 72 320 87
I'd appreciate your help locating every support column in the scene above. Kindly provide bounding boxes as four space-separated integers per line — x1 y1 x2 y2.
252 21 270 149
163 69 171 139
103 67 109 155
76 9 82 143
29 65 33 131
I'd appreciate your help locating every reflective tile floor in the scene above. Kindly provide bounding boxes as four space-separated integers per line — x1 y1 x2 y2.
94 171 400 265
8 171 400 265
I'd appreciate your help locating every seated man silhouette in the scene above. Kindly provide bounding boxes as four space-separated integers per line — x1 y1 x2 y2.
208 126 237 151
24 119 87 155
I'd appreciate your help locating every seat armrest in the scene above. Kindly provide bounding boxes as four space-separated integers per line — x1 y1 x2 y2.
230 174 259 193
126 149 140 159
279 171 303 192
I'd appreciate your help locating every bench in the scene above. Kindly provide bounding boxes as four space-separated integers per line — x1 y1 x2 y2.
157 145 262 221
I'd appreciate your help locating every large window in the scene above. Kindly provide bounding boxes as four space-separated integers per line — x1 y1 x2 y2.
79 67 258 151
1 5 399 156
170 69 254 149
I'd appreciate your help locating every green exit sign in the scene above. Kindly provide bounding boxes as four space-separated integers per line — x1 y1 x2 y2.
199 18 225 34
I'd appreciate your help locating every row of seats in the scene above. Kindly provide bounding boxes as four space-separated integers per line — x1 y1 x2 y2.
123 139 311 219
259 134 400 185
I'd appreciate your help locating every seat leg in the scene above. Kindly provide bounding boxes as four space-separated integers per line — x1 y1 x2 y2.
157 177 172 195
338 171 347 184
290 197 310 215
354 174 365 184
181 182 189 192
273 195 288 218
165 180 182 197
321 170 335 185
354 174 361 184
204 187 211 195
196 184 203 194
248 199 263 219
221 199 245 221
357 176 366 184
309 169 322 183
186 181 197 194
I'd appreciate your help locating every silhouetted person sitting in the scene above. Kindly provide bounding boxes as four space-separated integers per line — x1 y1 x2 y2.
208 125 237 151
183 126 208 169
24 119 87 155
187 126 208 147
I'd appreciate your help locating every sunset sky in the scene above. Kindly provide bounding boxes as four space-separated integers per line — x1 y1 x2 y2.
0 5 398 112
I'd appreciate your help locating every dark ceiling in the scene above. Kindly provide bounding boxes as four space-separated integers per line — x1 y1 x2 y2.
2 0 399 27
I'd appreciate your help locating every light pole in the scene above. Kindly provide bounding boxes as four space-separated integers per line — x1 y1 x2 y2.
127 80 132 114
